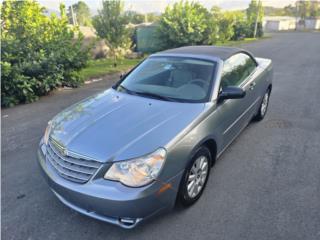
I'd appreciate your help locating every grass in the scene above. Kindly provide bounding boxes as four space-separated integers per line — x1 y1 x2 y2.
80 58 143 80
217 36 271 47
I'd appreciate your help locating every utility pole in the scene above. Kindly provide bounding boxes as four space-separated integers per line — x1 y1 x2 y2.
70 5 78 26
253 0 261 38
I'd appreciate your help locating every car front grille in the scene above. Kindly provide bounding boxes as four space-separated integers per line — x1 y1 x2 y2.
46 140 102 183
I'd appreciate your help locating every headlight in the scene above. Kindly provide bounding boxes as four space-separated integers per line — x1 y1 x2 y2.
43 121 52 145
104 148 166 187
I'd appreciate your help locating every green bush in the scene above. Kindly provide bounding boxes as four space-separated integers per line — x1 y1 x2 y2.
1 0 90 107
93 0 132 67
157 1 210 49
157 2 262 48
211 10 236 44
231 12 251 40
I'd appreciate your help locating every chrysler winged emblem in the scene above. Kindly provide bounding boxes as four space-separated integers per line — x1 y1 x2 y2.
62 148 68 157
52 139 68 157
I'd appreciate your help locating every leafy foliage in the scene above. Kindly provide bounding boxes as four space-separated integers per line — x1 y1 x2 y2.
263 3 320 18
157 0 264 49
231 11 251 40
246 0 264 37
124 10 145 24
93 0 132 67
207 8 244 44
145 13 160 22
247 0 264 23
158 1 210 49
67 1 92 26
1 0 90 107
297 0 320 19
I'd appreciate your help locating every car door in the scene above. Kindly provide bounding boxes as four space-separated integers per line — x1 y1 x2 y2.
216 53 258 150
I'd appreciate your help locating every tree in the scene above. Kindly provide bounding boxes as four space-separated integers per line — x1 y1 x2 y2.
67 1 91 26
310 1 320 18
283 4 297 16
124 10 145 24
246 0 264 37
1 0 90 107
93 0 131 67
158 1 210 49
207 7 236 44
298 0 320 19
229 11 250 40
206 7 222 44
247 0 264 24
207 8 249 44
146 12 160 22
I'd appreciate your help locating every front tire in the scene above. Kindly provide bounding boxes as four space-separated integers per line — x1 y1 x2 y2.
178 146 211 207
253 89 270 121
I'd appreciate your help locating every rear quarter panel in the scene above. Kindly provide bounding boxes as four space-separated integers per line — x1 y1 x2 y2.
255 57 273 95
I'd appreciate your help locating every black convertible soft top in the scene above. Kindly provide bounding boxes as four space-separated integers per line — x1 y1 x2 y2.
157 46 248 61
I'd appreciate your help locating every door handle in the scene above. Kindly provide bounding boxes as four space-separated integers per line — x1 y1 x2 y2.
249 82 256 90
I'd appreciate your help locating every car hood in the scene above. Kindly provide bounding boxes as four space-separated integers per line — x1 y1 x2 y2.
50 88 205 162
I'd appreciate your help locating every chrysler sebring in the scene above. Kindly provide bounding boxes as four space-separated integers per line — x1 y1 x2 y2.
38 46 273 228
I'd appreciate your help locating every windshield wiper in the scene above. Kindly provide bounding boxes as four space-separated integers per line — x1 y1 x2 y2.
118 85 177 102
134 91 176 102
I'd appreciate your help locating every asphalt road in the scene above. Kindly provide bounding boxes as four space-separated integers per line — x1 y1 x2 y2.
2 32 320 240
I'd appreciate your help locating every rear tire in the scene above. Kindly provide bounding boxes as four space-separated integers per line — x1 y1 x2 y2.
253 89 270 121
178 146 212 207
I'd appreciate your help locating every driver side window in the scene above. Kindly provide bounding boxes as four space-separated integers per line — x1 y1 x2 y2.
221 53 256 89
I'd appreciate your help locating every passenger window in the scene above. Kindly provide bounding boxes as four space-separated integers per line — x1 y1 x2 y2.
221 53 256 88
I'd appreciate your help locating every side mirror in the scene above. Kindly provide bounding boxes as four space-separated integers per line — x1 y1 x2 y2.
219 86 246 101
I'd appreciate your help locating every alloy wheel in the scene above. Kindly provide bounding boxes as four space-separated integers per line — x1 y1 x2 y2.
187 156 209 198
260 92 269 116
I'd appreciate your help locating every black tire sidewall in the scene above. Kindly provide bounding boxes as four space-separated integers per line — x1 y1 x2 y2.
178 146 212 207
254 89 271 121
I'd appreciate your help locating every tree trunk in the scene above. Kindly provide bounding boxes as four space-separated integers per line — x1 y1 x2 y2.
113 50 117 68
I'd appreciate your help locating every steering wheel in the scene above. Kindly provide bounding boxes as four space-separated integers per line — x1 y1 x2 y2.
189 79 209 89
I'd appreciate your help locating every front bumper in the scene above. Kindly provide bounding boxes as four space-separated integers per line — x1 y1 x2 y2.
37 149 183 228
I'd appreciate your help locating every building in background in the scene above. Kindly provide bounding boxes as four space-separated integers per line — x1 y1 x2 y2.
263 16 297 31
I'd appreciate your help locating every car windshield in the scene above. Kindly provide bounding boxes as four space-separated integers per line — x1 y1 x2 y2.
115 57 217 103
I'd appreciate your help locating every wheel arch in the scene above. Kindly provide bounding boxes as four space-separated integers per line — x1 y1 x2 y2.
188 137 218 167
202 139 217 166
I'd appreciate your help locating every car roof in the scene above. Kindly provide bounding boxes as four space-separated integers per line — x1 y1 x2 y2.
154 46 249 61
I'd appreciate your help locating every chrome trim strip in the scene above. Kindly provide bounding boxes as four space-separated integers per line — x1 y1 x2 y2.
49 137 102 162
48 141 101 168
223 96 261 135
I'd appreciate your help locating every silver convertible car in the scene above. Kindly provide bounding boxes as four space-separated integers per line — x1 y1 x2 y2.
38 46 273 228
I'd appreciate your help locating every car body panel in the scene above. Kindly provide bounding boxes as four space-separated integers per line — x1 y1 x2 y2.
37 149 184 228
50 88 205 162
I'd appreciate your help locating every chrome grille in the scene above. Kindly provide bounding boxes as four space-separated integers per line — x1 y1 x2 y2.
46 140 102 183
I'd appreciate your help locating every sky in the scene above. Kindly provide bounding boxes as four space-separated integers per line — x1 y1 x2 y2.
37 0 297 13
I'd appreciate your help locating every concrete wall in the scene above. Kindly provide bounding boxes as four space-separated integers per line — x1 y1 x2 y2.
264 17 320 31
305 19 320 30
264 20 296 31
